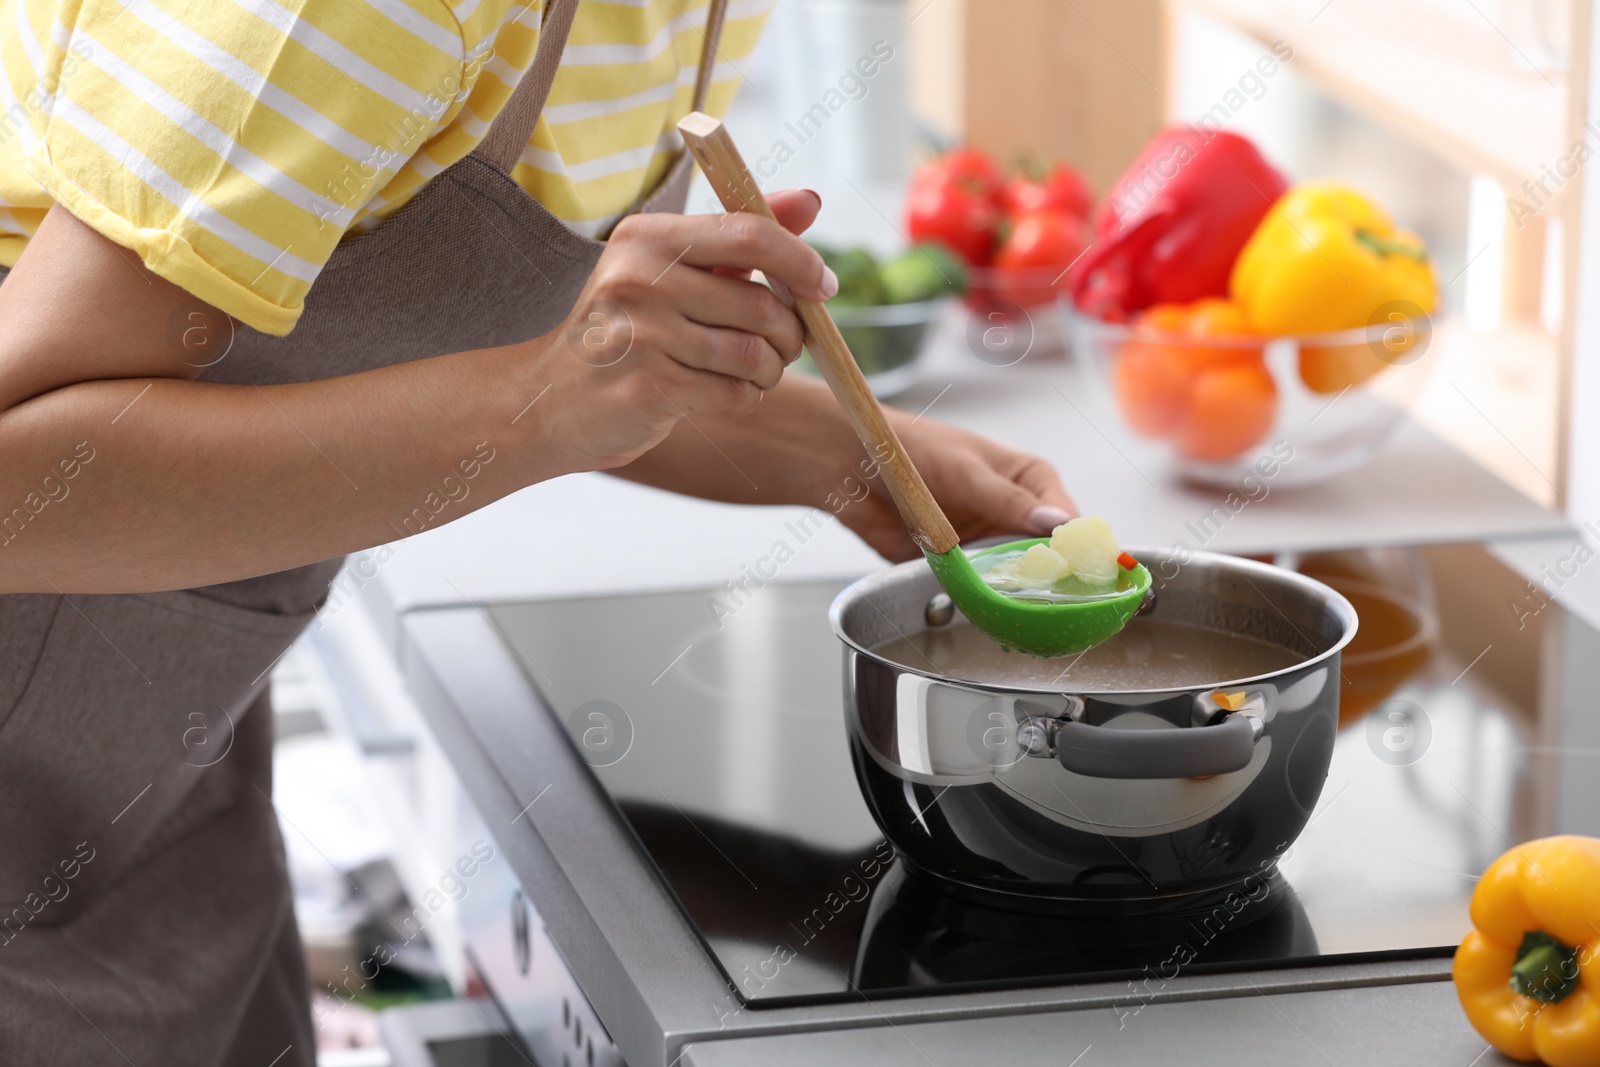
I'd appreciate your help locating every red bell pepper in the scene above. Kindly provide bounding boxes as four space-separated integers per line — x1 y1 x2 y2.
1071 128 1287 321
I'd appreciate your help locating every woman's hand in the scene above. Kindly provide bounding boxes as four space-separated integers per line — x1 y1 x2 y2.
841 410 1078 561
586 193 1079 563
528 190 835 473
613 372 1079 563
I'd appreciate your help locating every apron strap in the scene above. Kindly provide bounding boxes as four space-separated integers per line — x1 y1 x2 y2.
475 0 583 174
474 0 732 176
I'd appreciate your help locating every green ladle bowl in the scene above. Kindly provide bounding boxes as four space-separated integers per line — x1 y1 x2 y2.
924 538 1153 658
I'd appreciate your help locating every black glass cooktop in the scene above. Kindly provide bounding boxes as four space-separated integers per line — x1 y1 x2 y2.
486 545 1600 1006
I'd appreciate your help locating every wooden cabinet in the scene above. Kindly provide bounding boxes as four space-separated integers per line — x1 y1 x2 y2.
962 0 1166 194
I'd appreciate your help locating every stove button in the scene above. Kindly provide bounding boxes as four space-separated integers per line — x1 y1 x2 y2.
511 889 532 976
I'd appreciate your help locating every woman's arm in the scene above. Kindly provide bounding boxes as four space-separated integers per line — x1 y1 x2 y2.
0 199 834 593
613 373 1078 562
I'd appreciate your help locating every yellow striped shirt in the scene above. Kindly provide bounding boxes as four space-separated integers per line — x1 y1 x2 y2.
0 0 769 335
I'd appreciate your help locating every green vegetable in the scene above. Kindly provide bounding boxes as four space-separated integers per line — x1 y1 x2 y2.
838 323 885 374
796 242 953 388
880 244 967 303
815 245 886 306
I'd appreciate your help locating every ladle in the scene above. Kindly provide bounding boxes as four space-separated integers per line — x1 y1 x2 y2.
677 112 1150 656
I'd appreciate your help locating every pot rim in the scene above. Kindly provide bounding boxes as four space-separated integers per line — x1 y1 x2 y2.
829 545 1360 697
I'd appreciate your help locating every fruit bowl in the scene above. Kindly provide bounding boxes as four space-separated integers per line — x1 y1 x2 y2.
797 297 949 399
1069 308 1435 487
963 262 1073 311
962 265 1075 360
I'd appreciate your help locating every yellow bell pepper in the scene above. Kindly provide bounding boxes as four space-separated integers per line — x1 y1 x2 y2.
1454 836 1600 1066
1229 180 1437 336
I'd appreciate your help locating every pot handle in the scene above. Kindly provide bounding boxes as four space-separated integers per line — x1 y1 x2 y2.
1053 714 1260 779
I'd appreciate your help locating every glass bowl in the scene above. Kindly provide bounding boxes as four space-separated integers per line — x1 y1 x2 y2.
1069 308 1435 487
963 264 1075 359
797 297 949 398
963 263 1073 311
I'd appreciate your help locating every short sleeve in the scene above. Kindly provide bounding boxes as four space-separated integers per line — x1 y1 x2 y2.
25 0 467 335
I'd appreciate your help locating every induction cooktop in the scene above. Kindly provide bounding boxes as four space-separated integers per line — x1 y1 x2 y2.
483 548 1596 1008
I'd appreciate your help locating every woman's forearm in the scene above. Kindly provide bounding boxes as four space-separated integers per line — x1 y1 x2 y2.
0 200 844 594
610 373 883 507
0 342 557 594
613 370 1080 563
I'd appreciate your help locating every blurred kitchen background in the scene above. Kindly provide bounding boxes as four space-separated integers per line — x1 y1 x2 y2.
705 0 1581 508
272 1 1600 1061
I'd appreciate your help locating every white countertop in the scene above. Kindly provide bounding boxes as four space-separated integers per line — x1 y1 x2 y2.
349 310 1571 646
1491 530 1600 634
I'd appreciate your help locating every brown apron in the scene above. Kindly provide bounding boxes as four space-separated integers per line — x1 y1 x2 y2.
0 0 727 1061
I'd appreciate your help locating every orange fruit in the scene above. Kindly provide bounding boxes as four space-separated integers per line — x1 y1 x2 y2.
1298 342 1388 394
1185 297 1255 336
1136 303 1197 333
1175 361 1278 461
1113 299 1263 442
1113 341 1192 437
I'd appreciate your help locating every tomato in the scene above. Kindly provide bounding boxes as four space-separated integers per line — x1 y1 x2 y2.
905 173 1003 266
922 147 1006 203
1004 164 1094 221
905 148 1007 265
993 210 1087 271
964 210 1088 306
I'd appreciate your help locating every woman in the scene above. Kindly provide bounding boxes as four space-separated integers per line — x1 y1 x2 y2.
0 0 1075 1060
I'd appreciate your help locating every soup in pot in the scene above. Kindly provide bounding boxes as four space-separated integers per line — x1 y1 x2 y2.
872 616 1304 691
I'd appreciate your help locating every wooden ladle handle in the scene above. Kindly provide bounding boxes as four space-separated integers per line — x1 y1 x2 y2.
676 111 961 556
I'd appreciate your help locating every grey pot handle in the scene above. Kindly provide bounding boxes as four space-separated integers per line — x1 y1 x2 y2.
1054 715 1259 779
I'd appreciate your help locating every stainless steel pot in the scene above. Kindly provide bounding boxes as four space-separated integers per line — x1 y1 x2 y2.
830 548 1359 901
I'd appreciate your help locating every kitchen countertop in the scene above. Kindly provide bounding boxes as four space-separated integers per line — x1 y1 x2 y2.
393 545 1569 1067
360 298 1576 1064
400 601 1493 1067
1491 533 1600 635
354 309 1571 648
675 979 1492 1066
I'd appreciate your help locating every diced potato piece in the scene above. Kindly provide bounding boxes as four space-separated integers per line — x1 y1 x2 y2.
987 555 1022 579
1016 543 1070 581
1050 515 1120 584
